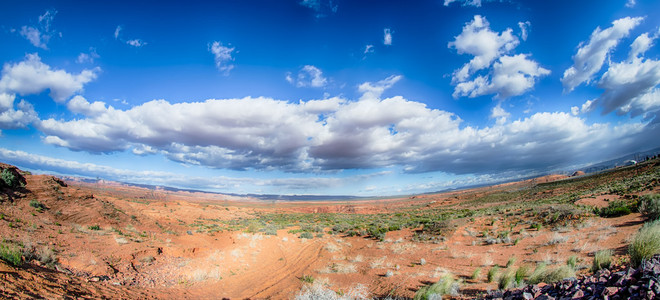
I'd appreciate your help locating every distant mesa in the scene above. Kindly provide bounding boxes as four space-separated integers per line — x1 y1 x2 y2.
571 170 585 177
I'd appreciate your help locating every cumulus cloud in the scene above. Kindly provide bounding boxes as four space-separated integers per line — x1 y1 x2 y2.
449 15 548 99
566 19 660 122
561 16 643 93
19 10 58 49
35 75 658 176
299 0 338 18
0 53 99 102
383 28 392 45
209 41 235 74
0 93 38 129
626 0 636 8
287 65 328 88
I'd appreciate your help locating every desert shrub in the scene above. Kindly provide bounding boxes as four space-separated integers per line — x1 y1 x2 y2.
487 266 500 283
629 219 660 267
498 270 514 290
639 194 660 220
413 273 459 300
299 232 314 239
88 225 101 231
1 169 22 189
37 246 56 267
0 241 22 266
591 250 612 272
29 200 46 211
471 267 482 280
566 255 578 269
597 200 632 218
515 265 530 286
506 256 517 268
528 264 575 284
296 282 369 300
300 275 314 283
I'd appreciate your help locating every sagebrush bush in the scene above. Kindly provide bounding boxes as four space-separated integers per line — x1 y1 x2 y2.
1 169 21 189
591 249 612 272
639 194 660 220
629 219 660 267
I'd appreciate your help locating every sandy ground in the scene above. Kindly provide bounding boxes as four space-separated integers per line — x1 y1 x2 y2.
0 162 657 299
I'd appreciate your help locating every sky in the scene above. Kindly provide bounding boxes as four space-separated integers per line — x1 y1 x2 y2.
1 0 660 197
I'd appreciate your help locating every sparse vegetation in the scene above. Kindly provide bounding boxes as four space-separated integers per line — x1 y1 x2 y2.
414 273 459 300
488 266 500 283
528 264 576 285
498 270 514 290
471 267 481 280
629 219 660 267
1 169 22 189
0 241 22 266
639 194 660 220
592 250 613 272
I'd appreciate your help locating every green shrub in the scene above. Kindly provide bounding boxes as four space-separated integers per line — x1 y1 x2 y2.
299 232 314 239
471 267 482 281
29 200 46 211
413 273 459 300
597 200 632 218
498 271 514 290
515 265 530 286
506 256 517 268
487 266 499 283
566 255 578 269
0 241 22 266
529 264 575 284
300 275 314 283
591 250 612 272
629 220 660 267
639 194 660 220
1 169 22 189
88 225 101 231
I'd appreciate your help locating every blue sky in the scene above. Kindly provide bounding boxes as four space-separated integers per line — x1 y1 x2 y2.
1 0 660 196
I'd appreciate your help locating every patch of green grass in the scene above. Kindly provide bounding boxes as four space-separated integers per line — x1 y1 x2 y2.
566 255 578 269
629 220 660 267
487 266 499 283
515 265 530 286
0 241 22 266
528 264 575 285
471 267 481 281
498 270 514 290
506 256 517 268
413 273 459 300
299 275 314 283
591 250 612 272
88 225 101 231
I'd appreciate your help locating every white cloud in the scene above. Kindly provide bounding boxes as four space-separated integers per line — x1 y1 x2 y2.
383 28 392 46
288 65 328 88
444 0 482 7
0 93 38 129
34 75 657 176
629 32 656 60
209 41 235 74
449 16 548 99
299 0 338 18
19 10 58 49
490 103 510 124
126 39 146 47
114 26 121 39
76 48 100 64
561 16 643 93
364 44 374 54
0 53 99 102
518 21 530 41
594 57 660 117
626 0 636 8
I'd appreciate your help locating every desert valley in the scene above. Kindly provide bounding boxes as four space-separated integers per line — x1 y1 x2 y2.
1 158 659 299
